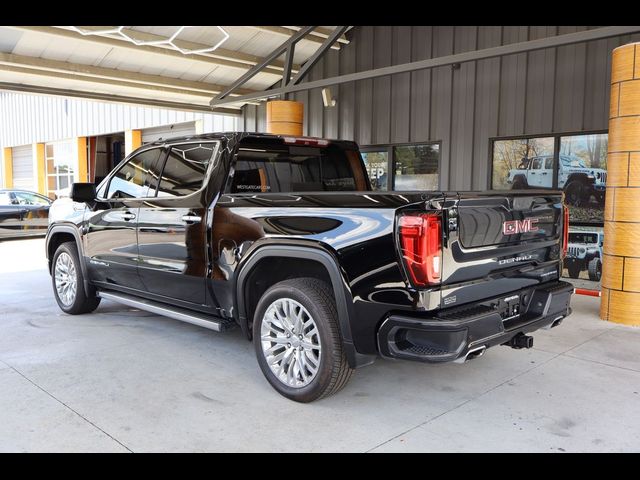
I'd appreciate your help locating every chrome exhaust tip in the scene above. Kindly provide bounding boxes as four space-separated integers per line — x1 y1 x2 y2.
542 315 565 330
454 345 487 364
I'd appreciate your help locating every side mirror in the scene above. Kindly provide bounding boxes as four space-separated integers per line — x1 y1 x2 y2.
70 183 96 203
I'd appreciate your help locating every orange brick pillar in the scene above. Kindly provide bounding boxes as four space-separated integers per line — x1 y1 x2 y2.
266 100 303 135
601 42 640 325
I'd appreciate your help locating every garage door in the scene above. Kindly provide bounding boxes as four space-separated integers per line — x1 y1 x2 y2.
11 145 35 191
142 122 196 144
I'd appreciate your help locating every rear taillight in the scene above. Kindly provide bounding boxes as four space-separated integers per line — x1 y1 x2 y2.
562 206 570 257
398 213 442 287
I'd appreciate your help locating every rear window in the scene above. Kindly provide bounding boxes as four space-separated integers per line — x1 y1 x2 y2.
229 141 369 193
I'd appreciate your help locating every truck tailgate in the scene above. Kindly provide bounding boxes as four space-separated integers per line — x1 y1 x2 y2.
439 192 564 308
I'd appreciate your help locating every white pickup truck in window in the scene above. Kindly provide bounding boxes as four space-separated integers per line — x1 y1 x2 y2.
507 154 606 206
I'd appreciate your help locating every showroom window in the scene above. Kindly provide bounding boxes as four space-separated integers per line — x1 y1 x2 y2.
360 142 441 191
360 150 389 191
393 144 440 191
45 141 76 197
491 136 555 190
491 131 608 291
491 132 607 225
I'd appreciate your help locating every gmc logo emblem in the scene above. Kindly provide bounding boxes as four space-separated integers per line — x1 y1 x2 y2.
503 218 539 235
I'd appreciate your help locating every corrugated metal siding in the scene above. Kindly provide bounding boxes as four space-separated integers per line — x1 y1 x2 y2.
0 92 239 149
11 144 34 190
241 26 640 190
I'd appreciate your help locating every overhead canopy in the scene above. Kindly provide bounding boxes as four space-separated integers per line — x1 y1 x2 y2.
0 26 350 114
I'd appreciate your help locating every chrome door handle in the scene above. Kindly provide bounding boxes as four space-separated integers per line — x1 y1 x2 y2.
121 212 136 221
182 215 202 224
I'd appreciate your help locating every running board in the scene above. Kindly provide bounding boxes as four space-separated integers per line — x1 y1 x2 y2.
97 291 235 332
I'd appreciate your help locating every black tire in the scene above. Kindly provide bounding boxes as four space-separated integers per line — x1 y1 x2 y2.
51 241 101 314
564 180 585 206
588 258 602 282
253 277 354 403
567 262 582 279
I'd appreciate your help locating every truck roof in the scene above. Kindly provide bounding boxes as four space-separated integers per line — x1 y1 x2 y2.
145 131 360 150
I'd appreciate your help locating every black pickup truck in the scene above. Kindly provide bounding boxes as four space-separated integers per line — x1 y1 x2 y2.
46 132 573 402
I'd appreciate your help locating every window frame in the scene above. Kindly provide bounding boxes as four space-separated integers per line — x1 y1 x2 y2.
226 142 371 195
155 141 221 199
360 140 442 191
98 141 220 201
489 129 609 227
102 145 167 201
488 129 608 192
45 140 76 197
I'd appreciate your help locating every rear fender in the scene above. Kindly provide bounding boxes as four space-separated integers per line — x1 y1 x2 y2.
233 242 375 368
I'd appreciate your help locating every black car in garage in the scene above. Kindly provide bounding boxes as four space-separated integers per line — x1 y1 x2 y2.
0 189 52 239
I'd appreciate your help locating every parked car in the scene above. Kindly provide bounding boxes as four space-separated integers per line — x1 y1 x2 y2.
563 230 603 281
46 133 573 402
0 189 52 239
507 154 606 205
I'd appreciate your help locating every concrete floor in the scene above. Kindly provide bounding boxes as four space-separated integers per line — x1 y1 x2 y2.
1 238 639 453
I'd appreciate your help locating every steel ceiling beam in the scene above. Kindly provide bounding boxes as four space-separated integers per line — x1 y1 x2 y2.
209 25 640 107
290 26 349 85
0 82 241 115
282 26 350 45
213 26 316 102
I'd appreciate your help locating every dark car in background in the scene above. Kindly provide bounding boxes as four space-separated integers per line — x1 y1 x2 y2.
0 189 52 239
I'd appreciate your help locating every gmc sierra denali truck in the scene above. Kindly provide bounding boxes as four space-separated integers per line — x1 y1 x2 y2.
46 132 573 402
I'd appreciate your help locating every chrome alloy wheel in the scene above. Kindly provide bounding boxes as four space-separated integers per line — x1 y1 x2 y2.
54 252 77 307
260 298 321 388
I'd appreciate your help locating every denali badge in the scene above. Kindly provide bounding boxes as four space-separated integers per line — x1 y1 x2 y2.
499 254 533 265
503 218 539 235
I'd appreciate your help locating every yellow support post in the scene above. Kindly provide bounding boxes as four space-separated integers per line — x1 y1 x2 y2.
34 143 45 195
77 137 88 182
601 42 640 326
125 130 142 156
2 147 13 188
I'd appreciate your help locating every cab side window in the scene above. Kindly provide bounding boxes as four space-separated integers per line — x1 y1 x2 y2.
156 143 216 197
531 158 543 170
106 148 164 199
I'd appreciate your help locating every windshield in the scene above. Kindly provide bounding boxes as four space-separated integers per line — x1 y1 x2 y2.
569 233 598 244
561 155 587 168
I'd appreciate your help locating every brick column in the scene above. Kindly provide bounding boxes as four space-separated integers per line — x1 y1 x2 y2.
266 100 303 135
601 42 640 325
